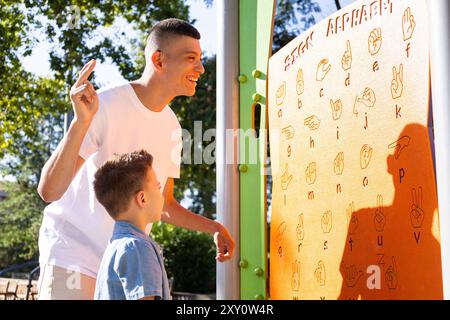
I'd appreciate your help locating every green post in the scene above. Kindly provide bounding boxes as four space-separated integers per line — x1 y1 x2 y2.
239 0 275 300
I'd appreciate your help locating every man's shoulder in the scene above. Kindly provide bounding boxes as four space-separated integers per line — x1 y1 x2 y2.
97 82 130 99
164 106 181 129
94 83 134 117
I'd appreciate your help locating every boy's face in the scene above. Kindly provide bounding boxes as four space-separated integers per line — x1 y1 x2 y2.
142 167 164 222
160 35 205 97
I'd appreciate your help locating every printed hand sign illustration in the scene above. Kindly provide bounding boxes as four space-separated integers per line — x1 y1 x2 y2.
344 265 363 288
292 260 301 291
314 261 326 286
368 28 382 56
374 194 386 232
391 64 404 99
296 214 304 241
281 164 293 191
330 99 343 120
411 187 424 228
321 210 332 233
276 81 286 106
305 162 317 185
281 125 295 140
360 144 373 169
275 222 287 259
334 152 344 175
347 202 358 235
296 68 304 95
304 115 321 131
385 257 398 290
341 40 352 71
316 59 331 81
402 7 416 41
388 136 411 160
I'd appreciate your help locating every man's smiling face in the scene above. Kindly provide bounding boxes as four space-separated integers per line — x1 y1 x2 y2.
160 35 205 97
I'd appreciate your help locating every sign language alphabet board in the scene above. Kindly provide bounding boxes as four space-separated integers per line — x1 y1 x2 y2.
268 0 443 300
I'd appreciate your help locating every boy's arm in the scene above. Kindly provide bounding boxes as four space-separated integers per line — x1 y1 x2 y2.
139 296 155 300
37 60 98 202
162 178 235 262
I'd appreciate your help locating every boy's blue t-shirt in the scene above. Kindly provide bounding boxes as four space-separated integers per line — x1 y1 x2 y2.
94 220 171 300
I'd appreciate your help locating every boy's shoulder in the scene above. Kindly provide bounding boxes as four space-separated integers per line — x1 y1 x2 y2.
110 233 159 259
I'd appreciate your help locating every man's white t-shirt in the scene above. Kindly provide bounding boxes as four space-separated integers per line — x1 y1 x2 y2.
38 83 182 278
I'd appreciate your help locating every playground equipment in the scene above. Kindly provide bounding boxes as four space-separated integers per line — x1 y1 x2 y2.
217 0 275 300
217 0 450 300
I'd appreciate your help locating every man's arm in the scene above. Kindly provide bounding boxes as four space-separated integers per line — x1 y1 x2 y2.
161 178 235 262
38 130 87 202
37 60 98 202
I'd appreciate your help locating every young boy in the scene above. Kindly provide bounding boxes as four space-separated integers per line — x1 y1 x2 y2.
93 150 170 300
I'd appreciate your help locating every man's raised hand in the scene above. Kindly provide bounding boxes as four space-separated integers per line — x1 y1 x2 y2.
70 59 99 124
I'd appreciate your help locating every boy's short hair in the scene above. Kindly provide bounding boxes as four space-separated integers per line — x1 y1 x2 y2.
145 18 201 61
94 150 154 219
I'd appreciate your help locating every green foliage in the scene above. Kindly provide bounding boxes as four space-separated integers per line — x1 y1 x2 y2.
151 221 216 293
0 76 66 185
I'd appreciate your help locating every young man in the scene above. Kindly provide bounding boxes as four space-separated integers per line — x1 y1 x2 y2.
37 19 234 300
93 150 170 300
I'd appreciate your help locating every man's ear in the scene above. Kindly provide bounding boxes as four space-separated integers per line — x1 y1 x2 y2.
151 50 164 71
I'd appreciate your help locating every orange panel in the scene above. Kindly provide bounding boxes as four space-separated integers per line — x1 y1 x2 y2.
268 0 442 300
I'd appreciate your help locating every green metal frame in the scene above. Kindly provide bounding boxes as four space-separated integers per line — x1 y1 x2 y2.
238 0 276 300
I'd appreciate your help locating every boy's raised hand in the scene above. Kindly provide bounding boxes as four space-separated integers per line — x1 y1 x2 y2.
70 59 99 124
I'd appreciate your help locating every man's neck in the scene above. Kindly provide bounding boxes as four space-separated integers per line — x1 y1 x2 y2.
130 74 173 113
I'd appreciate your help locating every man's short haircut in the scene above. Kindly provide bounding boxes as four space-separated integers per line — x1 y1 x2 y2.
145 18 201 61
93 150 154 219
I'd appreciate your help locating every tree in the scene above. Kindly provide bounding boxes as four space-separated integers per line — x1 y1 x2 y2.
273 0 323 52
0 182 44 269
0 1 68 269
